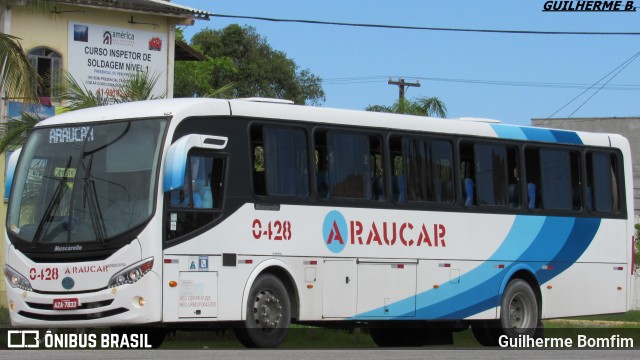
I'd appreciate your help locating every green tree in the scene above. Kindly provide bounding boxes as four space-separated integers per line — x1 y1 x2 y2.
366 97 448 118
174 25 325 105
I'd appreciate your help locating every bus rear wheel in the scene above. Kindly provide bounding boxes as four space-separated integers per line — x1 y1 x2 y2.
472 278 540 346
501 279 539 338
234 273 291 348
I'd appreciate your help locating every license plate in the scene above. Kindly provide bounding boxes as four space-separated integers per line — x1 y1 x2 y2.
52 298 79 310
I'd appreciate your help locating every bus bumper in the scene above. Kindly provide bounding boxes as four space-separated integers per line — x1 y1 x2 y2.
6 271 162 328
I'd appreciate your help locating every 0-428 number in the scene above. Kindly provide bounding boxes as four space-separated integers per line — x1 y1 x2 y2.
252 219 292 241
29 267 59 281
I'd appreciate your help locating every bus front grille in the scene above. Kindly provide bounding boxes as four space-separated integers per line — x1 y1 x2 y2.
26 299 114 311
18 308 128 321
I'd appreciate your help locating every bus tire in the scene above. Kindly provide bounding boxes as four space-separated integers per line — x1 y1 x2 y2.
234 273 291 348
499 279 540 338
472 279 540 346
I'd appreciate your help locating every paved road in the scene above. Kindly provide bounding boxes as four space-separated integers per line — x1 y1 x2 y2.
2 349 640 360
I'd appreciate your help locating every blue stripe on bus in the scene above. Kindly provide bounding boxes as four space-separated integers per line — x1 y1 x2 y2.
519 127 557 143
490 124 527 140
490 124 583 145
354 215 600 320
549 129 583 144
536 217 601 283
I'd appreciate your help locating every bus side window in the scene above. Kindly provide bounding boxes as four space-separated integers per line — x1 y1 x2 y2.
169 155 222 210
396 136 454 204
250 126 266 196
534 148 581 211
262 126 309 197
389 137 405 203
166 153 225 240
524 148 540 209
474 144 508 207
459 142 475 207
507 147 520 208
587 151 619 212
317 131 372 200
370 136 384 201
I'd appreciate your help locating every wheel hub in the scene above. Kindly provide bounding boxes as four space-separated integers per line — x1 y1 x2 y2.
508 292 531 329
253 290 283 329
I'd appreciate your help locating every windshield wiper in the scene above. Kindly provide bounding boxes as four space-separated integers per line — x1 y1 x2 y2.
31 156 72 249
69 122 131 245
82 154 107 245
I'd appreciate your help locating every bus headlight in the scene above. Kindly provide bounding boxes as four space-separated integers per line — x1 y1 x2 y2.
4 265 33 292
107 258 154 288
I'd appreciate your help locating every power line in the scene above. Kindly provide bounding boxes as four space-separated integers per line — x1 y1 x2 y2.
321 75 640 90
543 49 640 122
212 14 640 36
567 52 640 117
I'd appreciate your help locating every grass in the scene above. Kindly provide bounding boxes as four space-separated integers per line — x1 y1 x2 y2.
161 327 376 349
0 306 9 327
558 310 640 323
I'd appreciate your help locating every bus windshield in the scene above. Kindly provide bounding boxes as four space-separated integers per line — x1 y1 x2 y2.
7 118 167 252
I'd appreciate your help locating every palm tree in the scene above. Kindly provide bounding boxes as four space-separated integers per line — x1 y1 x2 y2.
0 1 52 103
60 69 164 112
0 1 53 155
0 70 167 154
366 96 448 118
0 112 40 155
0 33 39 104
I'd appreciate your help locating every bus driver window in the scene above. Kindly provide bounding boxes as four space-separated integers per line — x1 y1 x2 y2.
166 154 225 240
170 156 215 209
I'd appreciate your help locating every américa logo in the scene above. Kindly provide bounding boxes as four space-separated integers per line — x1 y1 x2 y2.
322 210 446 254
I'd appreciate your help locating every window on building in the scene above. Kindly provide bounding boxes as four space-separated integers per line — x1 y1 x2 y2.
28 47 62 98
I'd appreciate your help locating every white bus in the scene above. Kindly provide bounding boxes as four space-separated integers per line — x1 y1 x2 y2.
4 98 635 348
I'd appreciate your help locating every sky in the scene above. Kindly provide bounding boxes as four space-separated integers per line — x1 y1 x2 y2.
176 0 640 126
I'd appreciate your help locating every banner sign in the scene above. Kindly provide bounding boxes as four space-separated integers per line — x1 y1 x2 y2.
67 22 167 99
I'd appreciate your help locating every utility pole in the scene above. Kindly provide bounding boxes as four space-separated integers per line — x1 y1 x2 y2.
388 78 421 102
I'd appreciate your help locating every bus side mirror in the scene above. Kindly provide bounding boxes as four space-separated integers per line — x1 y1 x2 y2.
163 134 227 192
5 148 22 200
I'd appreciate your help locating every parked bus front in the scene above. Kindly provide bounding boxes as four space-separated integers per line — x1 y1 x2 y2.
4 117 167 327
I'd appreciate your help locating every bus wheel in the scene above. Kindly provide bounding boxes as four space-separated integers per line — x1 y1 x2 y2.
472 279 540 346
234 273 291 348
500 279 539 338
